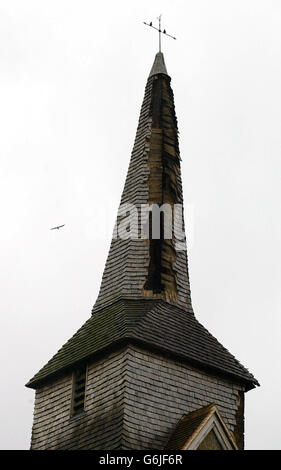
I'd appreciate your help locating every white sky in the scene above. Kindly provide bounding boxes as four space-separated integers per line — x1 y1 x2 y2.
0 0 280 450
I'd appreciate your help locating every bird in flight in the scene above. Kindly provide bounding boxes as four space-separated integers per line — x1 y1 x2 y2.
50 224 65 230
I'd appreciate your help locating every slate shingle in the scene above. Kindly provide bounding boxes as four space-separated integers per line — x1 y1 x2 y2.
26 299 258 389
92 56 192 314
27 52 258 399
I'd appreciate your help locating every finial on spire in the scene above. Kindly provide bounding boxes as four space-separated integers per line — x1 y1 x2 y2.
157 14 162 52
143 15 176 52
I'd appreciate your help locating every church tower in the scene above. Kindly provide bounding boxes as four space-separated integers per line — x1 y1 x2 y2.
26 51 258 450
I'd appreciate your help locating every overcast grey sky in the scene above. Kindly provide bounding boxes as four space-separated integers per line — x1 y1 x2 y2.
0 0 280 450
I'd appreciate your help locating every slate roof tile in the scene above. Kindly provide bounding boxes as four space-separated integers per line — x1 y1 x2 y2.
27 52 258 397
26 299 258 389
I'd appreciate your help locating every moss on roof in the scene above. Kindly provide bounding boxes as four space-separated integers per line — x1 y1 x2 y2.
26 299 259 389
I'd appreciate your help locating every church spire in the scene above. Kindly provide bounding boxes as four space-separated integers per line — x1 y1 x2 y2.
26 52 258 393
26 50 258 452
92 51 192 314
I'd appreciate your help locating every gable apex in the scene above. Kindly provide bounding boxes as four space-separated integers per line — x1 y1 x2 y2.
166 403 238 450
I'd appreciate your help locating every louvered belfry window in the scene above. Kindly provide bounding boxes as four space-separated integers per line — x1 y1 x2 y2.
72 367 87 416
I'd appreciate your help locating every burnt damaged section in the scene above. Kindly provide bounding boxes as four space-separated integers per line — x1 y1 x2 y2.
143 74 181 301
143 211 163 293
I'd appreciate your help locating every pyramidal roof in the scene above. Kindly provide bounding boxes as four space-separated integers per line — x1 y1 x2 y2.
26 53 259 390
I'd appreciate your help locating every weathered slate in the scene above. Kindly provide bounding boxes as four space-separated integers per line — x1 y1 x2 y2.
30 345 246 450
27 52 258 451
26 299 258 390
92 56 191 313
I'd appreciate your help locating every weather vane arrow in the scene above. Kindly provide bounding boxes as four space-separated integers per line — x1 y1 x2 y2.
143 14 176 52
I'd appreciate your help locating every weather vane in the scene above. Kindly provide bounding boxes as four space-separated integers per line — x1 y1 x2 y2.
143 14 176 52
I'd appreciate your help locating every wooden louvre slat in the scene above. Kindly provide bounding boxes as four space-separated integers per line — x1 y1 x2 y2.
72 367 86 416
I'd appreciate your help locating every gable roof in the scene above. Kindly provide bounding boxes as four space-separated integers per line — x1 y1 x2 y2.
165 403 238 450
26 299 259 389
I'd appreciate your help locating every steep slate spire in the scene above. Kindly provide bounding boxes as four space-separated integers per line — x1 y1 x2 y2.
92 52 192 314
26 53 258 393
